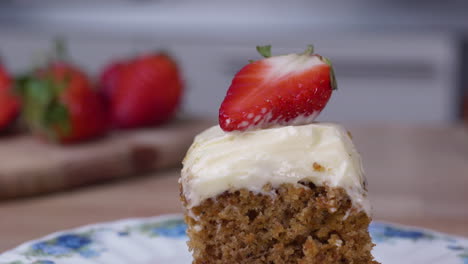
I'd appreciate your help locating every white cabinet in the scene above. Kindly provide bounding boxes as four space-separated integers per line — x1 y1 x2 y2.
0 31 458 123
165 34 458 123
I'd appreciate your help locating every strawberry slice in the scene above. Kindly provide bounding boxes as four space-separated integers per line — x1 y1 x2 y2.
219 45 337 132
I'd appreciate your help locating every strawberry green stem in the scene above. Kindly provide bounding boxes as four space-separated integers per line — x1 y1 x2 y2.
256 45 272 58
53 37 68 62
302 45 314 56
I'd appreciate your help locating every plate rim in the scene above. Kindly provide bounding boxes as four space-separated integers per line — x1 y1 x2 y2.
1 213 184 255
1 214 467 260
371 220 468 242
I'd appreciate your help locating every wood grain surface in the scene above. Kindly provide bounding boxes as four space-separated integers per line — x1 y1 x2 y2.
0 119 211 200
0 123 467 252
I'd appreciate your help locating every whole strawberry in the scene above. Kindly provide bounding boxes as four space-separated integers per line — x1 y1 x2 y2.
0 64 20 132
17 42 109 144
219 45 337 132
98 60 127 104
111 53 183 128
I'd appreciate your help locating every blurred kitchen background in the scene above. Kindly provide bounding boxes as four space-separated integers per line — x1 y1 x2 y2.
0 0 467 253
0 0 468 123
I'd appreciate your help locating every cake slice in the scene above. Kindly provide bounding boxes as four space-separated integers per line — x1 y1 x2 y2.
180 46 379 264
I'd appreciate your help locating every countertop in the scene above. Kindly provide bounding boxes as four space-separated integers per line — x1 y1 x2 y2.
1 123 467 252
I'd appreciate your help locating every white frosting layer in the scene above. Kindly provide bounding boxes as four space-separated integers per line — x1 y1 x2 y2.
181 123 370 214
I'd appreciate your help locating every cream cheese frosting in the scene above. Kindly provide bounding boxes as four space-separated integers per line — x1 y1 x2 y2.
180 123 370 215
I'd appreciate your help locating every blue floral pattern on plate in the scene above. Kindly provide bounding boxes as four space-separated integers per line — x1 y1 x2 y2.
0 214 466 264
29 234 91 257
369 222 434 242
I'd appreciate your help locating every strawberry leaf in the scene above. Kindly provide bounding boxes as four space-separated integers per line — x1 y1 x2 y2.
16 76 53 130
27 79 54 106
321 57 338 90
15 73 72 140
44 101 71 137
256 45 272 58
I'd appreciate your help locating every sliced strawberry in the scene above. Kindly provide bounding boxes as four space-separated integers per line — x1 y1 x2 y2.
219 45 336 132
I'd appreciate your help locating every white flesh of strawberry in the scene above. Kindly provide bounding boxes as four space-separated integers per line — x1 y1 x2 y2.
265 53 325 80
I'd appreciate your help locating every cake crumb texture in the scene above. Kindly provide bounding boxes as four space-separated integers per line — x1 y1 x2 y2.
182 182 379 264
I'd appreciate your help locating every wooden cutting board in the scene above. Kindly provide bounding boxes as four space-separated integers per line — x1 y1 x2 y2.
0 119 212 200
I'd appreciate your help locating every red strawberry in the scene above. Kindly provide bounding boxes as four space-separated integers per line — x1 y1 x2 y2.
111 53 183 128
0 64 20 131
219 45 337 132
17 43 109 144
98 60 127 104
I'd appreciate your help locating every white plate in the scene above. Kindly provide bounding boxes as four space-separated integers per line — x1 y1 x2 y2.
0 214 467 264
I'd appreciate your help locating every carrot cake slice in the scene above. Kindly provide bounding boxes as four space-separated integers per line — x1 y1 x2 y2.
180 45 379 264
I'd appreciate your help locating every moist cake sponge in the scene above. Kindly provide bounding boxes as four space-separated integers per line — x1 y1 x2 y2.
180 124 379 264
